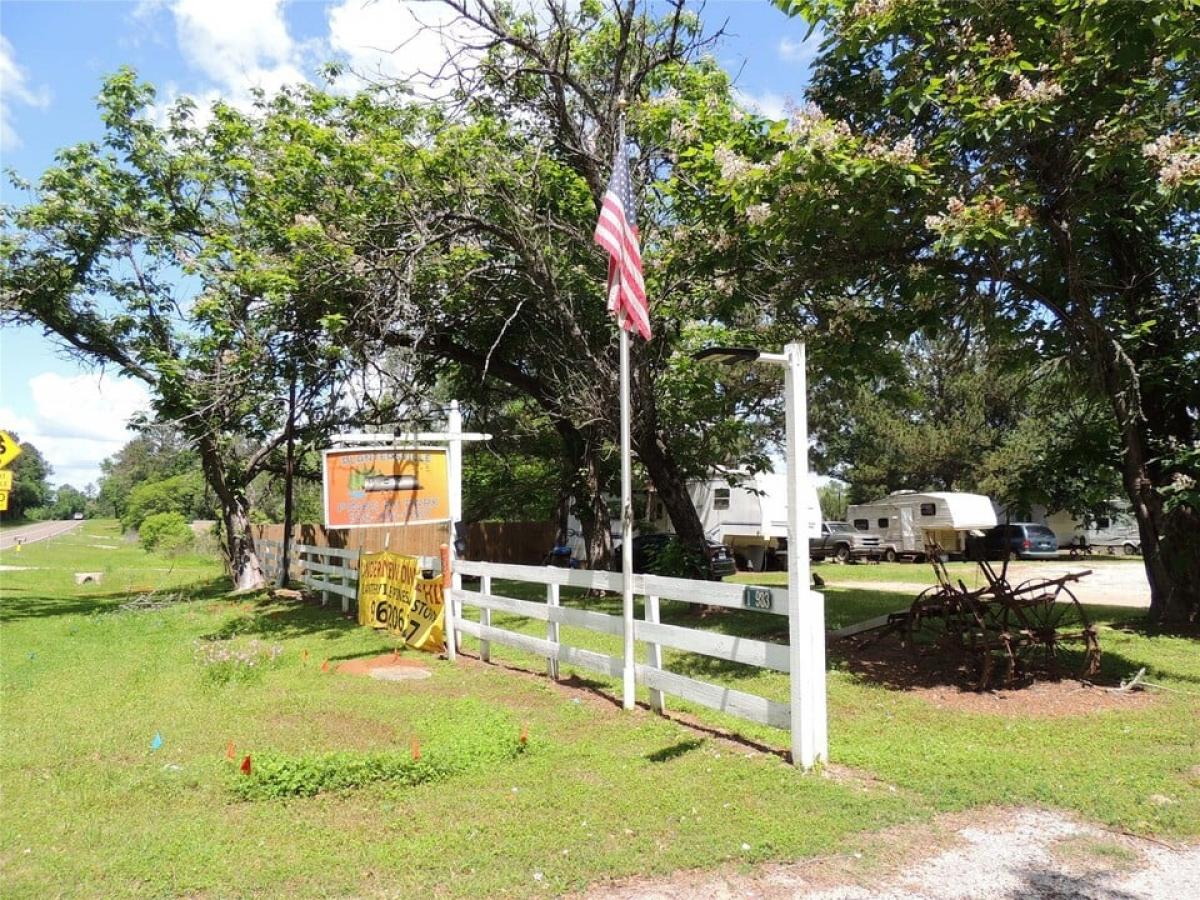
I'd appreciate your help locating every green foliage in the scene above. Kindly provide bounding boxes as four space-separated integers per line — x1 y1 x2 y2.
729 0 1200 618
96 428 199 519
817 481 849 521
138 511 194 554
49 484 88 520
646 536 709 580
232 735 529 801
122 472 208 532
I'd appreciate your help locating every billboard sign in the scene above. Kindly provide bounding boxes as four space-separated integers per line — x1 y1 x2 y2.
323 446 450 529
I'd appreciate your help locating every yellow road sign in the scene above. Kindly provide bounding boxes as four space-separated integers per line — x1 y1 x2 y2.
0 431 21 469
0 470 11 491
0 490 8 512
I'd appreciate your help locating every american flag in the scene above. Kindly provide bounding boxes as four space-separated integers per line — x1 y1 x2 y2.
593 130 651 340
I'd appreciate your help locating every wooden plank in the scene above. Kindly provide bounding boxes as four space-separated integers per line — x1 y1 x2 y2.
454 591 623 637
456 590 550 622
829 611 905 640
306 577 357 601
296 544 359 562
456 560 636 593
635 665 790 730
301 559 356 578
455 620 623 680
634 620 791 673
557 644 624 679
639 574 788 616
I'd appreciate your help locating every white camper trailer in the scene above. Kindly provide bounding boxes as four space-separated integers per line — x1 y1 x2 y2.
647 472 823 571
1044 503 1141 555
847 491 997 560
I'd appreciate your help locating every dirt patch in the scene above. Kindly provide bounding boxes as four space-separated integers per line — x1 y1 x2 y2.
831 637 1154 717
334 653 431 676
577 807 1200 900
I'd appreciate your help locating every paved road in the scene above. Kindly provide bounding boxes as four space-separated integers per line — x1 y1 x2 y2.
0 520 81 551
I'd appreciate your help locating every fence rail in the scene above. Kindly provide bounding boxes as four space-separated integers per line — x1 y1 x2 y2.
255 543 823 763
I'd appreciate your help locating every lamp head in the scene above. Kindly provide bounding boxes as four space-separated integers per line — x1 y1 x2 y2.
691 346 762 367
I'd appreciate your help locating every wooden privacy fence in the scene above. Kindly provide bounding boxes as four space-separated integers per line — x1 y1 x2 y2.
252 523 449 558
254 543 826 765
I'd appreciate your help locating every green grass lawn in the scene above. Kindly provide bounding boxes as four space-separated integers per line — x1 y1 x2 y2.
2 521 1197 897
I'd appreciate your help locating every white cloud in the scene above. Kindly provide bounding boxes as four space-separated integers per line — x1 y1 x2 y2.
737 89 788 121
778 34 820 67
326 0 485 93
146 0 308 123
0 35 52 151
0 372 151 488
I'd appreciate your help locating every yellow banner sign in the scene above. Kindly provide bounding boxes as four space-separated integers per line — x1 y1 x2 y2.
0 490 8 512
357 551 420 631
0 470 12 491
354 551 445 654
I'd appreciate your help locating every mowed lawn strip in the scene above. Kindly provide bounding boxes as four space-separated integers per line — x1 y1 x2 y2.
1 522 1196 897
0 521 917 897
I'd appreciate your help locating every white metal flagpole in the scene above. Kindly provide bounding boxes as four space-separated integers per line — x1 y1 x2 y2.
619 323 636 710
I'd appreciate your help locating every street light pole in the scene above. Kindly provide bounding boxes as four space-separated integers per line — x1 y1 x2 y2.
692 341 828 768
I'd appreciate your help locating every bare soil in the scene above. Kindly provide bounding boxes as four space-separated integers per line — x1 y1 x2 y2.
830 638 1154 717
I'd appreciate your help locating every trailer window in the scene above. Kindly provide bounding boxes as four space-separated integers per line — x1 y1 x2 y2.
920 503 937 516
1096 516 1110 529
713 488 730 511
877 518 889 529
853 519 869 530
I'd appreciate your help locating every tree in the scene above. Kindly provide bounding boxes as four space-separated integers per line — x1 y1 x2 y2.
50 484 88 520
726 0 1200 620
219 2 780 568
96 427 198 520
1 72 360 590
0 433 51 520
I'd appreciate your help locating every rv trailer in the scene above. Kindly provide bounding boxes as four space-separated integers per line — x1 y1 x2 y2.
847 491 997 560
647 472 823 571
1044 502 1141 555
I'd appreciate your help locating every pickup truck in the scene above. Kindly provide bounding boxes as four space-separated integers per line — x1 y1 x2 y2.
810 521 882 563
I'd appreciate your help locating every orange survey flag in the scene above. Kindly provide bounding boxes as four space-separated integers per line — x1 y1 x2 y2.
240 754 252 775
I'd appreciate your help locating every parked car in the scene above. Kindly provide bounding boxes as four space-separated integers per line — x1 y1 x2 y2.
967 523 1059 561
613 533 737 580
809 522 883 563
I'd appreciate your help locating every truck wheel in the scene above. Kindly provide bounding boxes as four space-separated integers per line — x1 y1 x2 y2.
835 544 851 564
1123 542 1138 556
884 548 897 563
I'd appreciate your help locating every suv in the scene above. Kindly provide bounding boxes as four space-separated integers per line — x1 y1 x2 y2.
810 522 882 563
613 533 737 580
968 523 1058 561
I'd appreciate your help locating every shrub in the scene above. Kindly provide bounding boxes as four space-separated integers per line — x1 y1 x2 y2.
139 512 194 554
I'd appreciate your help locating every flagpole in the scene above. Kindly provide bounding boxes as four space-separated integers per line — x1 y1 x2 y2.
619 319 636 711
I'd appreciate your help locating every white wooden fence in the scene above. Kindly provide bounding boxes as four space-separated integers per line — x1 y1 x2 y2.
256 541 827 767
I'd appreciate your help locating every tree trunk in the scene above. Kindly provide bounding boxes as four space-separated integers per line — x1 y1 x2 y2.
1118 423 1200 623
630 387 709 568
556 421 613 569
197 436 267 592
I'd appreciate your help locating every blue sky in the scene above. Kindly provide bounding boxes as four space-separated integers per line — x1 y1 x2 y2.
0 0 818 488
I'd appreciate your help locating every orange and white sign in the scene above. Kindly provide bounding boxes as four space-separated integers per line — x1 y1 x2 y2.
323 446 449 529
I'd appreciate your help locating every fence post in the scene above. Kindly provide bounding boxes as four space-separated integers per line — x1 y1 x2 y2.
479 573 492 662
440 542 456 663
645 594 665 713
546 582 560 679
321 549 330 607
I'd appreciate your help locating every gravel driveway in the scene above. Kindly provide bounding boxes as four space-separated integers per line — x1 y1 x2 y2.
826 561 1152 609
581 808 1199 899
